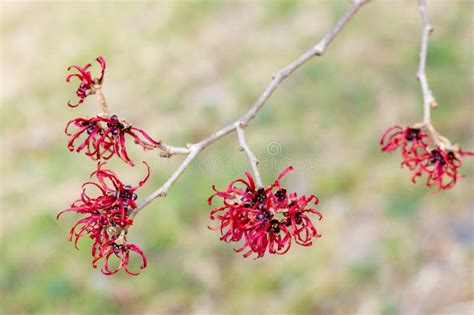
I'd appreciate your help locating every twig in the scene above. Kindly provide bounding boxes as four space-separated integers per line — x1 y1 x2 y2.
159 143 191 157
417 0 437 126
415 0 455 151
94 87 111 117
236 124 263 188
130 0 368 217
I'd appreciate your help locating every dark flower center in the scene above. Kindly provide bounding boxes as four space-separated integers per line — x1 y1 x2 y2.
294 213 303 224
80 121 98 135
112 243 123 254
115 185 138 202
430 150 446 165
108 115 124 135
79 82 89 91
268 219 281 234
256 210 273 222
87 126 94 133
447 151 456 161
275 188 287 201
406 128 421 141
253 188 266 203
285 213 303 226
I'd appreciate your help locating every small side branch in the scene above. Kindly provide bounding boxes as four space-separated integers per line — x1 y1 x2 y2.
236 124 263 188
159 143 191 157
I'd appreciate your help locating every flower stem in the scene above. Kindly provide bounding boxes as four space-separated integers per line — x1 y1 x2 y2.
236 124 263 188
94 88 111 117
416 0 458 153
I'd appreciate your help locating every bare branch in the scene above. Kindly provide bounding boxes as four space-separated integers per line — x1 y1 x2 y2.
414 0 458 152
129 146 201 220
94 88 111 117
416 0 437 124
130 0 368 217
236 124 263 188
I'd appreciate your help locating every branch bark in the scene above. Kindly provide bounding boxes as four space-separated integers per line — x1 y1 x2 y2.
94 87 111 117
416 0 437 124
130 0 368 217
236 124 263 188
415 0 456 151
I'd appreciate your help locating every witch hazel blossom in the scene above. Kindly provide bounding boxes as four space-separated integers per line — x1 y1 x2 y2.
403 147 474 192
57 162 149 275
92 161 150 220
65 113 160 166
208 166 322 259
380 126 430 155
381 125 473 191
66 56 106 107
93 240 147 276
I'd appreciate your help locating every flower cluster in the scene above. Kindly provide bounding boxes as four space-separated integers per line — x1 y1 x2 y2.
66 114 160 166
208 166 322 259
66 56 106 107
57 162 149 275
59 57 158 275
381 125 473 191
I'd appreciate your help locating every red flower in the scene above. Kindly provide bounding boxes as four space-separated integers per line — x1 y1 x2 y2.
284 194 322 246
404 147 474 192
209 166 322 259
66 56 106 107
91 161 150 220
65 116 104 159
381 125 473 191
92 241 147 276
57 162 150 275
65 115 161 165
380 126 430 155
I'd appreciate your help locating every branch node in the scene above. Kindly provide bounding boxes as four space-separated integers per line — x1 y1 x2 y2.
239 121 249 128
159 152 172 158
313 43 325 56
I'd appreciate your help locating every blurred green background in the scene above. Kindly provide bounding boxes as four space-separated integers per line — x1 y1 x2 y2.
1 1 473 314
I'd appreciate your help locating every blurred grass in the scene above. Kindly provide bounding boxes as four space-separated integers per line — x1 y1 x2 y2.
1 1 473 314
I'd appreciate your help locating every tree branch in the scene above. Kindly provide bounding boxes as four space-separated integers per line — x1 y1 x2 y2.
158 143 191 157
130 0 368 217
416 0 437 124
236 124 263 188
94 87 111 117
415 0 456 151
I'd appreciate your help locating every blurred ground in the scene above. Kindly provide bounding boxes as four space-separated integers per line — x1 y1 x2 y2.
1 1 473 314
